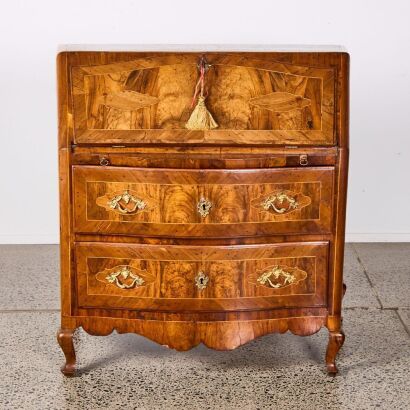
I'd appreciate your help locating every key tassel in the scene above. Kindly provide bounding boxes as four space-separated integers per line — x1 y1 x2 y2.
186 56 218 130
186 96 218 130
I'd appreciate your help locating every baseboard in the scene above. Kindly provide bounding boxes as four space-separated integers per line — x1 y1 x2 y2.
0 234 59 245
346 233 410 242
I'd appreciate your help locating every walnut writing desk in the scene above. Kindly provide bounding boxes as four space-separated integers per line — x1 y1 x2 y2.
56 45 349 376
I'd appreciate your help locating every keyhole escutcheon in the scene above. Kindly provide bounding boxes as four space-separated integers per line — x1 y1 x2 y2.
195 271 209 290
197 198 212 218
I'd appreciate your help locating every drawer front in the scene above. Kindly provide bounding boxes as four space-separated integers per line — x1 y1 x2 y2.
73 166 334 237
76 242 329 311
71 53 336 146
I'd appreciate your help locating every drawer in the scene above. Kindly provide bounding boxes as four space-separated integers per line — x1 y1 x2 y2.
76 241 329 311
73 166 334 237
71 53 337 146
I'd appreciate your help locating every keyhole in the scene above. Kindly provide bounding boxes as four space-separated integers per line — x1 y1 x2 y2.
202 204 206 211
199 278 204 285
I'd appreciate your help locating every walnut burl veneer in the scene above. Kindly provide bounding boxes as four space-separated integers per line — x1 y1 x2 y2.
57 47 349 376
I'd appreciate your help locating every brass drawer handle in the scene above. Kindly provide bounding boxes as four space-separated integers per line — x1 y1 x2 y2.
257 266 297 289
108 190 147 214
197 198 212 218
262 192 298 214
105 266 145 290
195 271 209 290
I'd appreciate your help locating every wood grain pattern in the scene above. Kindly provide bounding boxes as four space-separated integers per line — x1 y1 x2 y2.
64 315 327 352
326 330 346 374
73 166 334 237
71 146 339 169
57 49 349 376
249 92 311 112
75 241 328 311
56 328 76 377
102 90 159 111
70 53 336 146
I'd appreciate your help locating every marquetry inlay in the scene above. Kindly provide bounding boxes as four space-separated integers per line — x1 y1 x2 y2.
58 49 349 376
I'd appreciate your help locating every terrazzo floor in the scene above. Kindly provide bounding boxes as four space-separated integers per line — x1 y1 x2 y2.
0 243 409 409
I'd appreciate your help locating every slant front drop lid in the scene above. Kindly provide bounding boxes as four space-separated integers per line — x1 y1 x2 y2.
57 46 349 376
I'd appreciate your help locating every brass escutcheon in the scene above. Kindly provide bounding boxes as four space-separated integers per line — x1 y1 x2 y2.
197 198 212 218
99 157 110 166
257 266 296 289
195 271 209 290
262 192 298 214
105 266 145 290
107 190 147 214
299 154 308 166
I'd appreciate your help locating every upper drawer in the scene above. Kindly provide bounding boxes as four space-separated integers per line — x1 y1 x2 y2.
68 52 341 146
73 166 334 237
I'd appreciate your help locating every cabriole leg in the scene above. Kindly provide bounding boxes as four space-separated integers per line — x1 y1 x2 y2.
57 328 76 377
326 330 345 375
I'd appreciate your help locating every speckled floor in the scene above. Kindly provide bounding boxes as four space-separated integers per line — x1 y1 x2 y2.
0 244 409 410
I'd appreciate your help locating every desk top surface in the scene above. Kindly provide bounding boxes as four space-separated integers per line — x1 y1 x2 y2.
58 44 347 53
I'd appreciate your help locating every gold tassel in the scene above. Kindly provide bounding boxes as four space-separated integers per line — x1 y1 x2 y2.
185 96 218 130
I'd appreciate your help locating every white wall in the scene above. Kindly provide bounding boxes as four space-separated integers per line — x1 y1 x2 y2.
0 0 409 243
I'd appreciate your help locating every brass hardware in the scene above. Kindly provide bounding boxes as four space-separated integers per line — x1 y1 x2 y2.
107 190 147 214
262 192 298 214
250 264 308 289
195 271 209 290
100 157 110 166
197 198 212 218
257 266 297 289
299 154 308 166
196 55 212 72
105 266 145 289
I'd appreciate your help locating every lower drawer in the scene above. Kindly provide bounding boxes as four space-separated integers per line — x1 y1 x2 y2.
76 241 328 312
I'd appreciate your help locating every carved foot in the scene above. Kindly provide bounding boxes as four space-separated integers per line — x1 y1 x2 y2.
57 328 76 377
326 330 345 375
